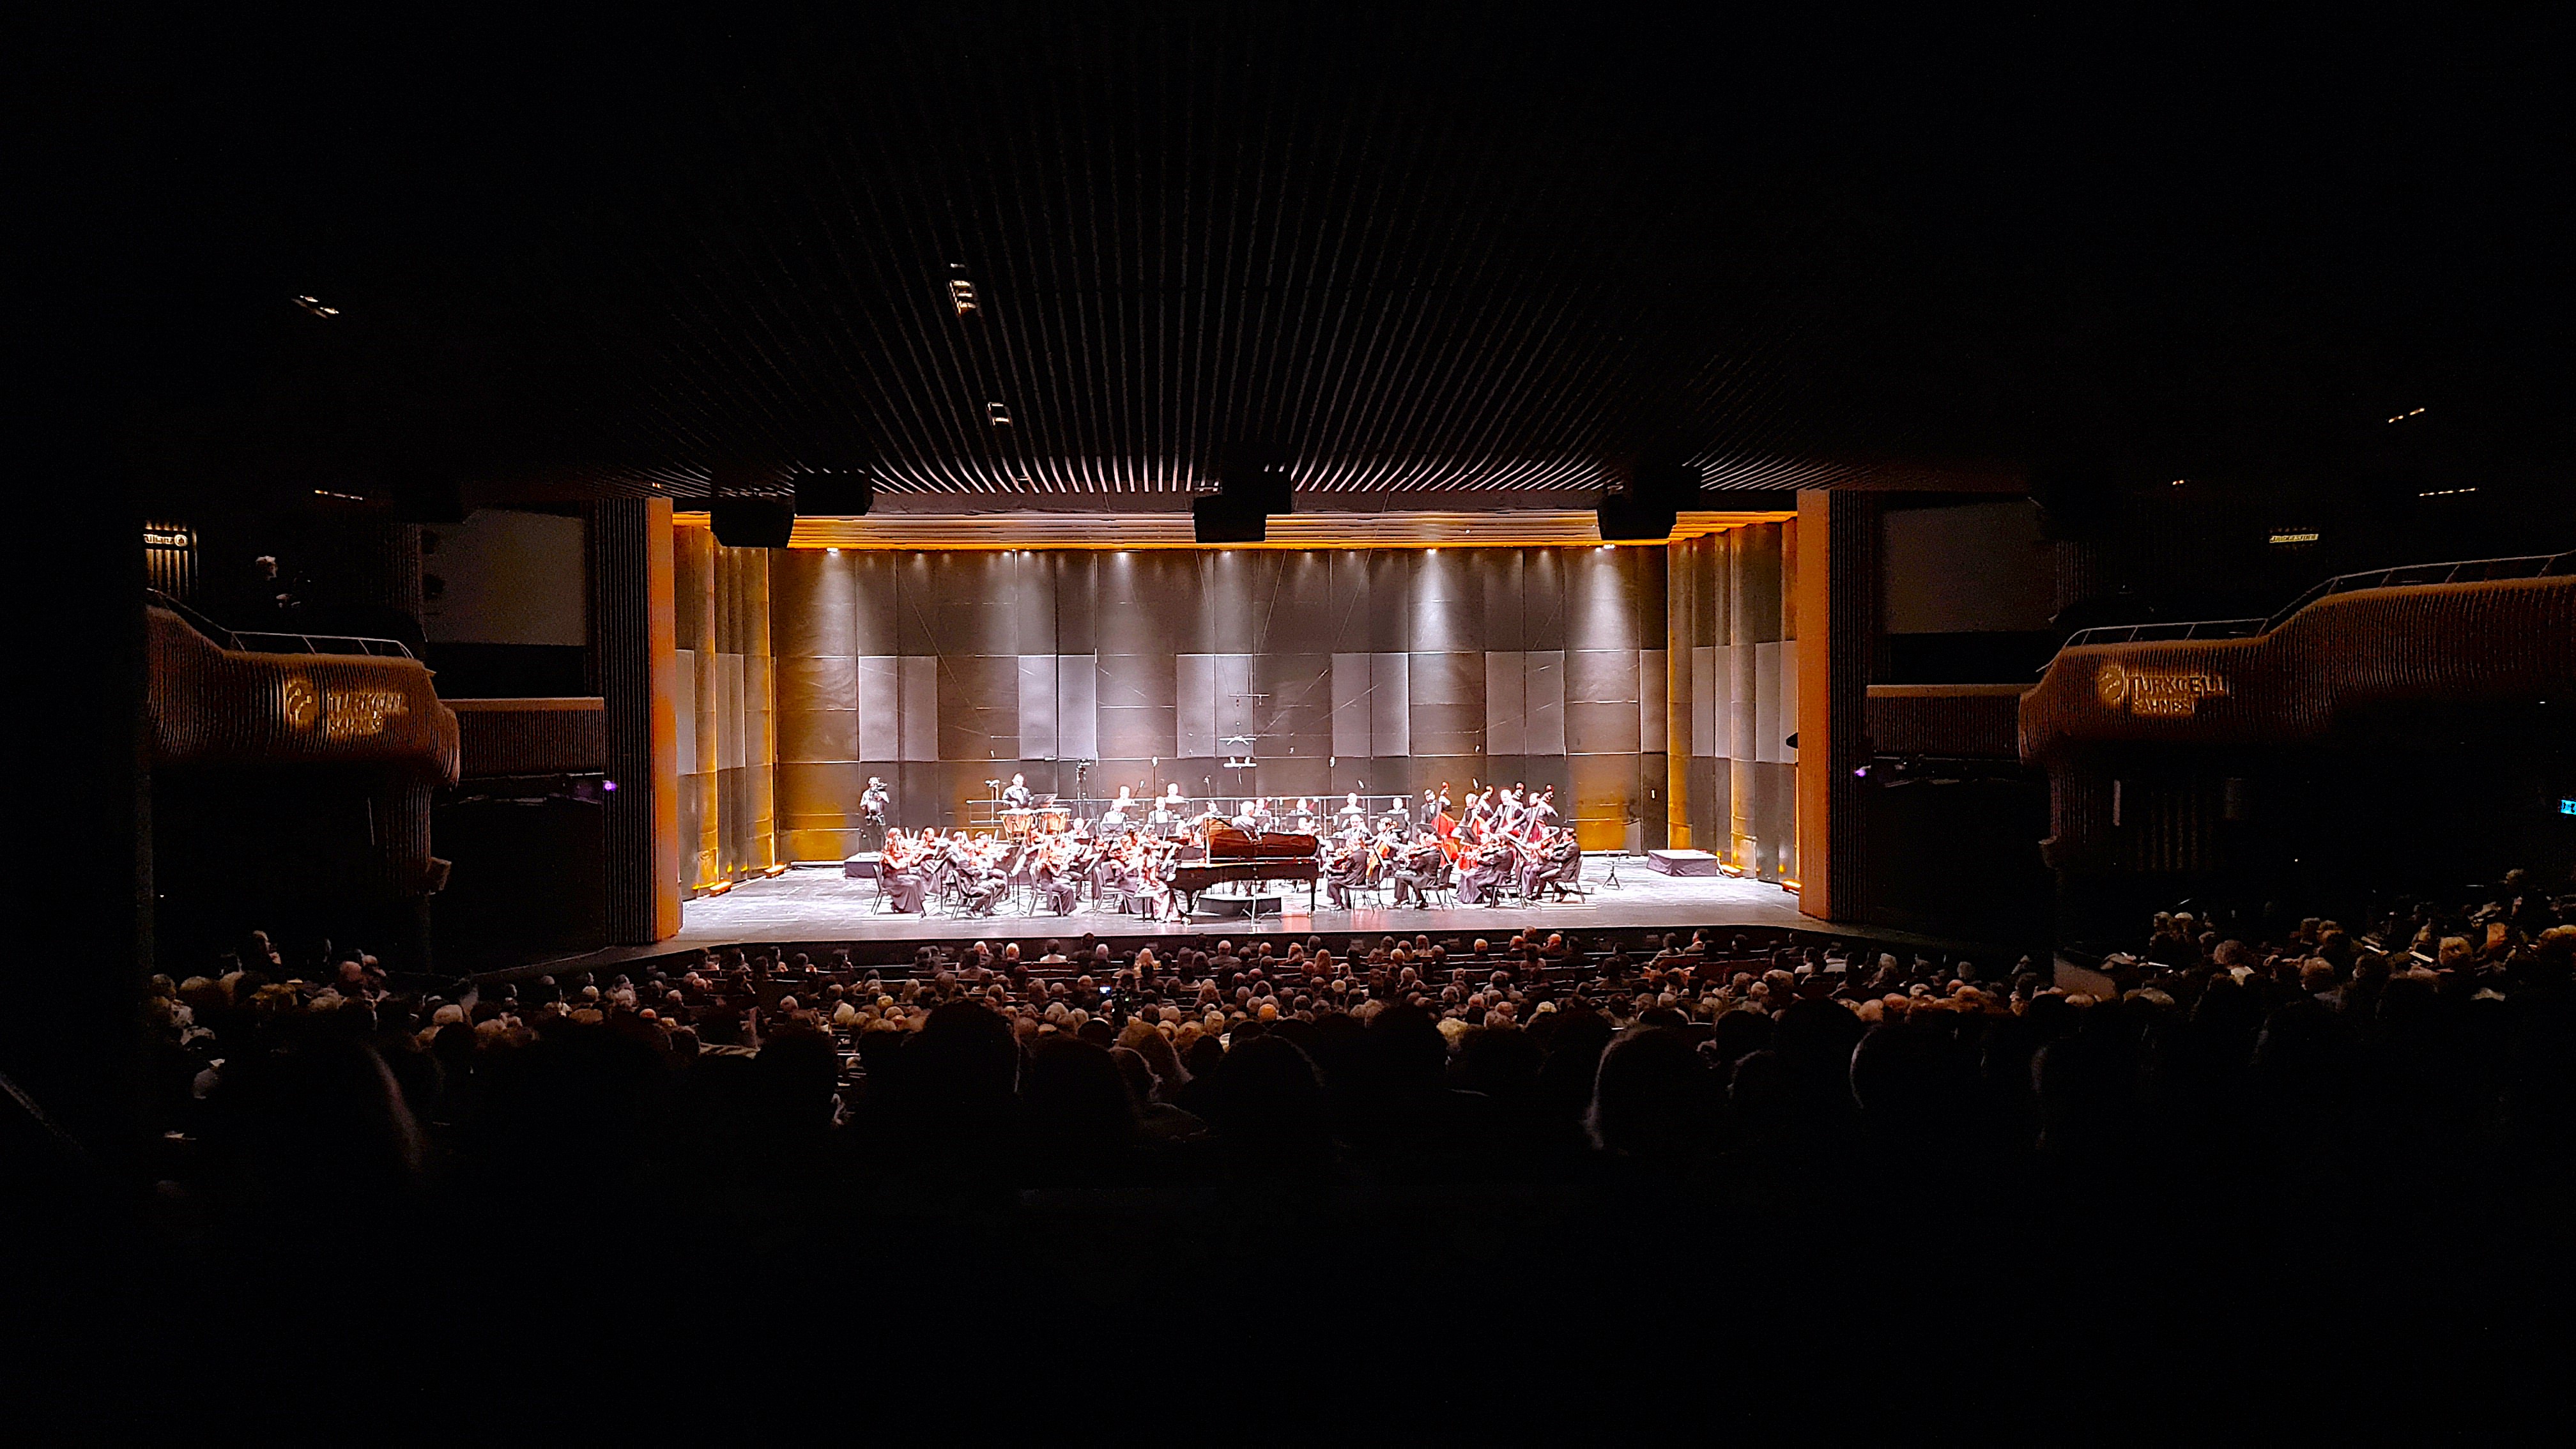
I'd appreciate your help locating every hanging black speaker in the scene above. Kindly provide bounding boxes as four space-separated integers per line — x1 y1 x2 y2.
1193 494 1269 543
793 470 873 516
711 498 796 548
1595 493 1678 542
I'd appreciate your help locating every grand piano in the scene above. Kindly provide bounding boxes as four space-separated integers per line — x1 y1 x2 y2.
1168 825 1321 915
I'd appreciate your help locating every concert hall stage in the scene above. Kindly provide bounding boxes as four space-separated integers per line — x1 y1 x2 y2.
657 855 1811 951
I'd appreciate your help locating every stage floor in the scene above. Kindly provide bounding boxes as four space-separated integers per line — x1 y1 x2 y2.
663 855 1812 949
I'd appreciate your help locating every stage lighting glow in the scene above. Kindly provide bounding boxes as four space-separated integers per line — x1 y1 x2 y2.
601 779 618 792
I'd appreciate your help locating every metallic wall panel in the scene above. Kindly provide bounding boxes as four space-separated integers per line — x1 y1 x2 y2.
1213 652 1258 754
1176 652 1217 757
1779 641 1800 764
930 553 1016 655
716 652 746 770
1367 552 1412 652
856 656 899 760
1257 651 1332 764
1369 651 1410 758
1010 552 1057 654
1522 549 1566 651
1328 551 1376 652
1640 648 1667 753
776 707 858 762
1408 650 1482 758
1567 647 1638 703
1408 702 1484 758
941 653 1020 710
1755 640 1787 763
1409 549 1482 651
1568 546 1640 652
1055 654 1096 759
1265 553 1337 654
1208 552 1264 654
1096 705 1176 761
1567 701 1641 755
898 654 939 761
673 648 699 774
1016 654 1057 759
1484 650 1525 756
1482 550 1525 652
779 827 861 863
1690 645 1716 756
891 552 937 656
776 650 859 708
1331 652 1373 758
770 549 856 657
744 653 774 767
848 551 899 656
1096 652 1176 708
1054 552 1096 654
1566 751 1637 850
1524 649 1565 755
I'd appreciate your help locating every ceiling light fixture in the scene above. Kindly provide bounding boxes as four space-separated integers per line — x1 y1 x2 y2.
949 279 979 314
2386 406 2427 423
292 295 339 317
987 402 1013 425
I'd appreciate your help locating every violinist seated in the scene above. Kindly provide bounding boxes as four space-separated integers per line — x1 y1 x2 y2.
956 857 1009 916
880 829 931 914
1031 843 1081 916
1454 836 1511 907
1517 826 1584 901
1324 841 1372 909
1390 839 1446 908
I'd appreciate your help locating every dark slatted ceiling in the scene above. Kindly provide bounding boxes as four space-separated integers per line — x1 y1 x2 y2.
123 6 2568 508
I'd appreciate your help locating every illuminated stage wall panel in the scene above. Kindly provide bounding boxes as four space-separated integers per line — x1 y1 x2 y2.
760 542 1668 857
1666 525 1800 881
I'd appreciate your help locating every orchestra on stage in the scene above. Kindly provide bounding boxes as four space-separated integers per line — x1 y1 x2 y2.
857 778 1586 919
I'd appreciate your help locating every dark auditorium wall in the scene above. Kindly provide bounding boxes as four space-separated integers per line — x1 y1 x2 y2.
763 543 1669 858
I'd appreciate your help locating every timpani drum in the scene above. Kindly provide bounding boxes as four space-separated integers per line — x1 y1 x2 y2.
1002 808 1037 841
1038 806 1072 834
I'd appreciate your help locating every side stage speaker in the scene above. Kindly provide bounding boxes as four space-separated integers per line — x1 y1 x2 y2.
711 498 796 548
1193 494 1269 543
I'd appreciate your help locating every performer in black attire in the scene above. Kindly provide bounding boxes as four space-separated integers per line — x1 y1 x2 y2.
1000 772 1035 811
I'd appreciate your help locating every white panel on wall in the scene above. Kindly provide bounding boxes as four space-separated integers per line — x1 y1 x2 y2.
1176 654 1217 757
673 647 698 775
1055 655 1096 760
1690 645 1716 758
1639 649 1666 754
1331 652 1372 759
1370 652 1410 759
1215 654 1257 753
857 656 898 761
717 652 745 771
1018 654 1057 760
1484 651 1525 756
1725 642 1754 762
1778 642 1799 765
899 654 939 762
1754 640 1785 764
1525 650 1565 756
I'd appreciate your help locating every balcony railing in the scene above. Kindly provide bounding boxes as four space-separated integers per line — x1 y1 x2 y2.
148 589 417 659
2048 551 2573 666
